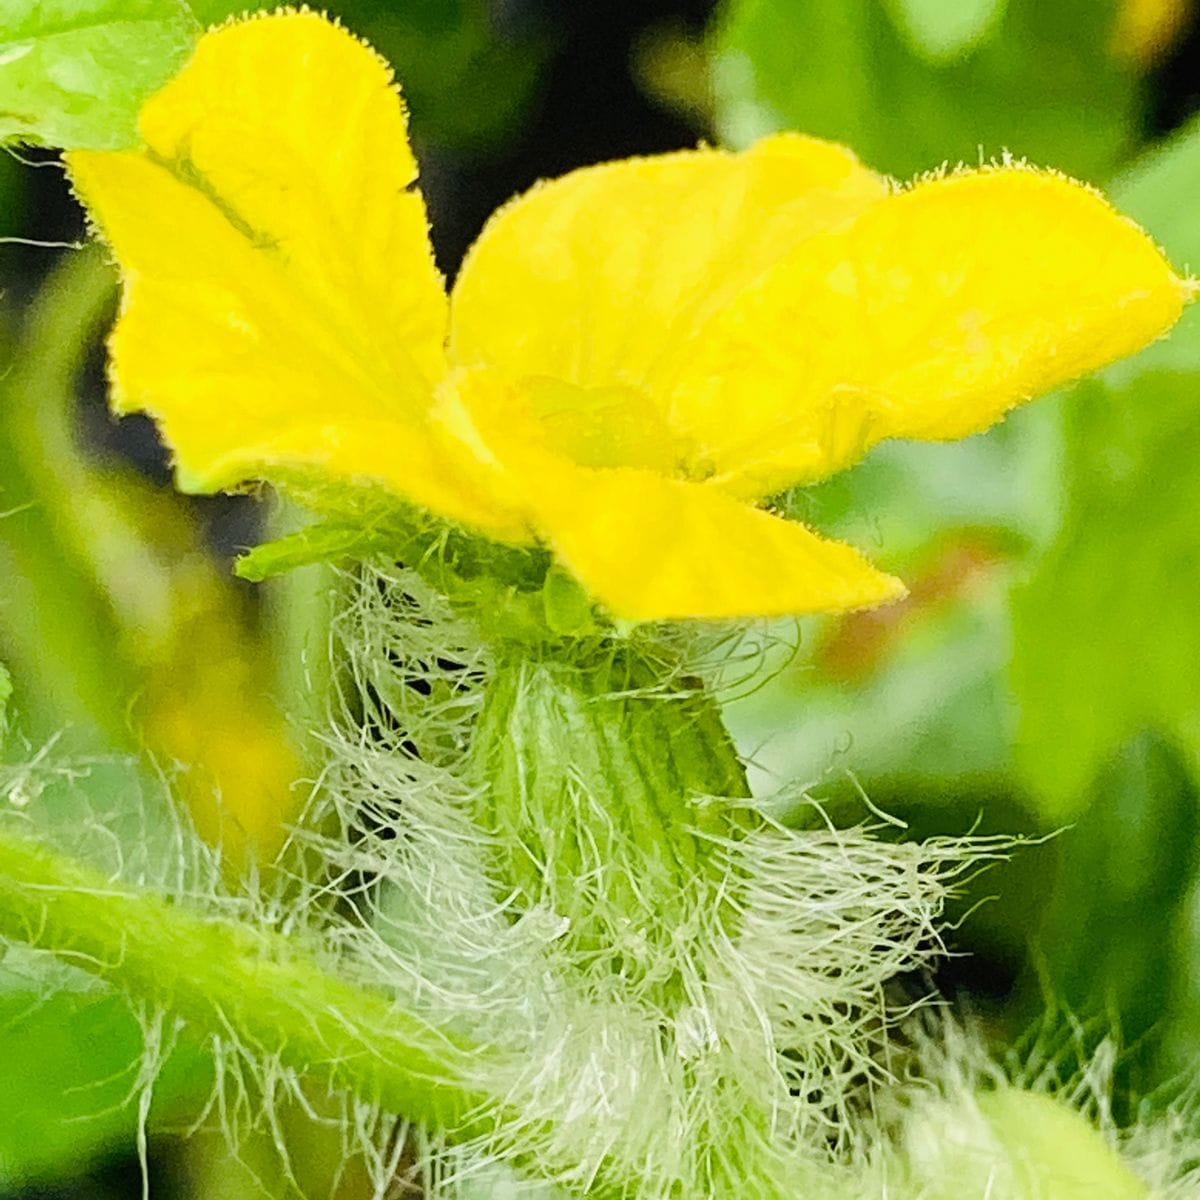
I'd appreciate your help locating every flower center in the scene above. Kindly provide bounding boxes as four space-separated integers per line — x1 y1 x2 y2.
522 376 684 473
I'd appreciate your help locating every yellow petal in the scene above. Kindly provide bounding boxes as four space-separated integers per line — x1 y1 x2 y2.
449 133 887 462
66 14 516 537
672 166 1191 498
439 366 901 621
521 461 905 621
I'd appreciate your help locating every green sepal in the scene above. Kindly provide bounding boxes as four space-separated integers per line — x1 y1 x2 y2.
234 521 404 582
540 564 598 637
239 514 608 648
0 0 200 150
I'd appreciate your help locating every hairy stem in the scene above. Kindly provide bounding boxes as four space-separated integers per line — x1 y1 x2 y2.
0 829 506 1137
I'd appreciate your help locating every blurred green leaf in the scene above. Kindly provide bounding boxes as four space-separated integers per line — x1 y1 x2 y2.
883 0 1007 61
712 0 1139 180
0 984 208 1187
1104 112 1200 381
189 0 552 151
724 399 1063 800
357 0 551 151
1023 734 1198 1093
724 574 1015 794
1011 119 1200 815
0 248 255 1182
0 0 547 156
0 249 140 745
0 0 199 150
1012 373 1200 813
178 0 243 21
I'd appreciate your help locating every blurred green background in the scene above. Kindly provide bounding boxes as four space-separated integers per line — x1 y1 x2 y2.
3 0 1200 1194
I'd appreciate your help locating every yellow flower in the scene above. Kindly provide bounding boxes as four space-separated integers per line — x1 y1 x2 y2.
1112 0 1193 66
67 12 1189 622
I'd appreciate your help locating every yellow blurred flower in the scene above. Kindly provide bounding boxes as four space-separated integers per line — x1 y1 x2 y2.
67 12 1189 622
1113 0 1193 66
140 575 302 865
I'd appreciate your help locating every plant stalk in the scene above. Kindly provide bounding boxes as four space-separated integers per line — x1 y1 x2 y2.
0 829 504 1138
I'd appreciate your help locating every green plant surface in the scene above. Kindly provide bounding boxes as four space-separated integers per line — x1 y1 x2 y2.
712 0 1141 181
0 830 506 1139
0 986 208 1188
4 1 1200 1194
1011 116 1200 816
0 0 199 149
0 749 211 1185
713 14 1200 1110
0 247 314 1184
1020 736 1199 1089
885 0 1007 61
0 248 140 745
0 0 549 158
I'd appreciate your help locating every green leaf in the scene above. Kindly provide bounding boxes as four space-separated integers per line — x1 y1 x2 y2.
1010 120 1200 816
1011 372 1200 814
0 249 142 746
355 0 551 151
0 0 199 150
0 663 10 730
1027 735 1199 1070
1111 113 1200 263
723 576 1017 793
712 0 1137 181
0 987 208 1187
0 0 548 154
723 399 1062 802
1103 113 1200 382
883 0 1007 62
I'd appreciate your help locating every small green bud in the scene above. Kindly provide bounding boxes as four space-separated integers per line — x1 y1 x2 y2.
899 1085 1148 1200
976 1088 1147 1199
540 565 598 637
